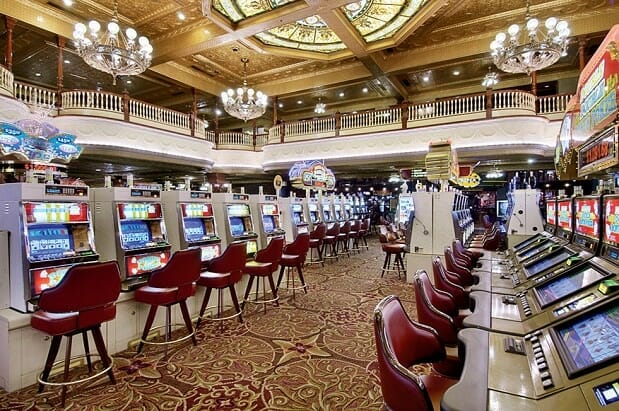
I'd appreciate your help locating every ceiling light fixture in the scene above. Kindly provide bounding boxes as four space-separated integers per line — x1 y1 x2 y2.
481 67 499 88
314 98 326 114
72 0 153 85
490 0 569 74
221 57 268 122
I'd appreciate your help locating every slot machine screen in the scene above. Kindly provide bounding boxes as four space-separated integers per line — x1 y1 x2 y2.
261 203 278 216
183 218 206 242
30 264 73 296
534 264 607 308
603 196 619 246
119 220 151 249
546 201 557 225
517 240 553 259
550 301 619 378
262 215 275 233
125 251 170 278
524 249 571 278
496 200 508 220
574 197 600 240
293 213 301 224
227 203 251 217
513 234 544 251
200 244 220 261
229 216 246 237
557 199 573 231
27 224 74 261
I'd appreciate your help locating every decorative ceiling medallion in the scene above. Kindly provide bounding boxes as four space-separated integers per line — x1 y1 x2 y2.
213 0 298 23
255 14 345 53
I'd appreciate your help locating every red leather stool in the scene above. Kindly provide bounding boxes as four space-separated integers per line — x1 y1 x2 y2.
308 222 326 266
242 236 284 314
31 261 121 406
348 219 361 254
134 247 202 353
276 233 310 298
321 223 339 262
379 232 406 278
197 241 247 327
336 220 351 257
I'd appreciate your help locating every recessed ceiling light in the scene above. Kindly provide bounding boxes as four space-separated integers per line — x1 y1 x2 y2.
215 109 222 116
95 168 101 172
63 0 73 6
453 70 460 76
527 158 535 164
64 59 70 64
278 103 284 108
177 11 186 20
422 75 430 82
339 92 345 97
126 80 132 84
35 72 41 77
297 100 303 104
362 87 368 93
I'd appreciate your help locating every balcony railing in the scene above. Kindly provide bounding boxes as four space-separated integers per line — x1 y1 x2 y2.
1 65 570 152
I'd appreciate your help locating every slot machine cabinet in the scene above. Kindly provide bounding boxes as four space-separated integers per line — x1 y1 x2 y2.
555 198 575 242
343 197 353 220
279 196 310 241
92 187 171 291
397 194 414 225
320 197 334 226
333 197 344 223
0 183 99 313
507 188 544 245
211 192 258 258
306 197 321 230
250 194 286 248
161 190 221 266
544 197 558 235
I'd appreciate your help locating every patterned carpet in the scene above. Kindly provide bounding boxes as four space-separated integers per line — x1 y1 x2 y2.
0 236 431 410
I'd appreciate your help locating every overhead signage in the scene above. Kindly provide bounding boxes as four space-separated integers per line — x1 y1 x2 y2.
0 121 82 163
288 160 336 190
577 125 618 177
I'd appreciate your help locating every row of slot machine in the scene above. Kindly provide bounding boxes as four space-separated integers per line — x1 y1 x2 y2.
442 193 619 411
0 183 370 313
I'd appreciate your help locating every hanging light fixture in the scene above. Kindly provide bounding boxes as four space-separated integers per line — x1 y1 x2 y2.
490 0 570 75
314 98 326 114
481 67 499 88
72 0 153 85
221 58 268 122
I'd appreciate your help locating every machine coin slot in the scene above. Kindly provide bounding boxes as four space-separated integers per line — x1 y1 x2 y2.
502 295 517 305
594 379 619 406
503 336 526 354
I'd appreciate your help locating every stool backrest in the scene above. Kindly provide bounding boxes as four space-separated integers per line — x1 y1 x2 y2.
326 223 340 237
310 222 327 240
207 241 247 282
284 232 310 263
413 270 458 345
255 236 285 270
149 247 202 298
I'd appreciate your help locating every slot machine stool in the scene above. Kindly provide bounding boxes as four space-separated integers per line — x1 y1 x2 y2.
242 236 284 314
276 233 310 299
134 248 202 354
379 233 406 278
196 241 247 328
308 223 326 266
31 261 122 407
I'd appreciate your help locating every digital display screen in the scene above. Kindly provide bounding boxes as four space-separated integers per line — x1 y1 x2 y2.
261 203 279 216
117 202 162 220
262 215 275 233
603 196 619 246
125 251 170 277
517 240 554 260
200 244 220 261
546 201 557 225
230 216 246 237
310 211 319 223
496 200 508 219
183 218 206 242
524 250 571 278
551 302 619 378
293 213 301 224
534 265 606 307
227 203 250 217
557 200 573 230
309 204 317 212
120 220 151 249
246 240 257 255
513 234 544 251
30 264 72 296
574 197 600 239
334 204 341 212
27 224 74 261
181 202 213 218
24 202 90 224
399 195 414 223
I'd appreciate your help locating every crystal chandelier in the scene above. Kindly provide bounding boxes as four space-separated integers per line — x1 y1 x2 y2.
482 67 499 88
72 0 153 85
490 0 569 75
221 58 267 122
314 98 326 114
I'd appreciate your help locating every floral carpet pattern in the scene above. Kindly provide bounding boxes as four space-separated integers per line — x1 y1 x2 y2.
0 237 432 410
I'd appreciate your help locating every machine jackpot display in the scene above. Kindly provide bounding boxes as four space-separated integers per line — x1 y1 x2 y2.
544 197 558 235
161 190 221 266
92 187 171 290
212 192 258 258
306 197 321 229
0 183 98 312
250 194 286 248
279 196 309 241
444 296 619 411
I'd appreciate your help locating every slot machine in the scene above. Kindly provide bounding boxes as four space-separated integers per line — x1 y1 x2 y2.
320 197 334 226
544 197 558 235
343 197 353 220
359 196 368 218
0 183 98 312
397 194 414 225
161 190 221 267
211 192 258 258
333 198 344 222
279 196 309 241
306 197 321 230
352 196 361 219
250 194 286 248
92 187 171 291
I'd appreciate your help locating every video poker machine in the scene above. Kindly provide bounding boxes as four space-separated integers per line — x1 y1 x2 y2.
92 187 171 290
279 196 310 241
343 197 353 220
0 183 98 312
161 190 221 267
333 198 344 222
320 197 334 226
211 192 258 258
250 194 286 248
306 197 321 229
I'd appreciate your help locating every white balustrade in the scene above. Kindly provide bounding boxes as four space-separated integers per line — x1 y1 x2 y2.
61 90 123 113
218 131 253 148
129 99 190 130
341 108 400 130
493 90 535 111
538 94 573 114
0 65 13 94
255 133 269 148
13 82 57 108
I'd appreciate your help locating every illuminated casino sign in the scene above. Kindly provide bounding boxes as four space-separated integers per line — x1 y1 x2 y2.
0 121 82 163
288 160 336 190
577 125 618 176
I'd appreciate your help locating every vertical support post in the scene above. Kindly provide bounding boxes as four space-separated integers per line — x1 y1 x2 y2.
400 101 408 129
4 17 15 71
56 36 65 109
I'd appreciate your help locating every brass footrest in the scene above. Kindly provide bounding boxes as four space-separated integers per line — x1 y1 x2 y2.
244 295 279 305
200 304 243 322
140 323 195 347
38 354 113 387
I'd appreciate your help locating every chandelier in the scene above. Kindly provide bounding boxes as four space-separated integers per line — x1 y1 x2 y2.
490 0 569 75
72 0 153 85
314 98 326 114
481 68 499 88
221 58 267 122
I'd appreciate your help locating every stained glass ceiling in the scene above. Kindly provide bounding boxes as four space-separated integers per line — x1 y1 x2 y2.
213 0 428 54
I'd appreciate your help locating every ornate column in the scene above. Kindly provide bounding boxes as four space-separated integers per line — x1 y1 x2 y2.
56 36 65 108
4 16 15 71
